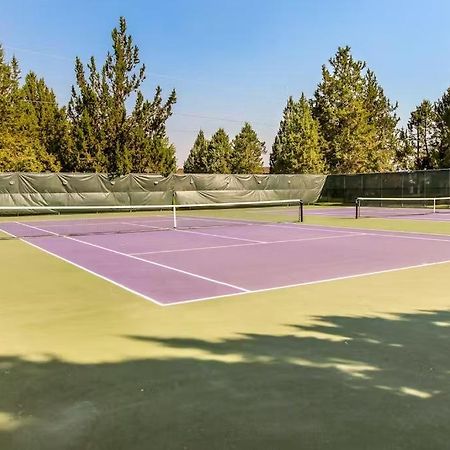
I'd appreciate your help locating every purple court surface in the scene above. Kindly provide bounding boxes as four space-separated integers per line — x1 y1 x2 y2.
2 216 450 306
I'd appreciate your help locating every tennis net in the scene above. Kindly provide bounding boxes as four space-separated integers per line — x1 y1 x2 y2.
0 199 303 240
355 196 450 219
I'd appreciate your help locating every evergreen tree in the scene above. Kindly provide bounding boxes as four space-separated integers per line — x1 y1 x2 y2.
407 100 438 169
130 134 175 176
184 130 209 173
230 123 265 173
0 47 59 172
313 46 396 173
270 97 295 173
68 56 109 172
129 88 177 175
394 128 416 170
22 72 72 169
68 17 176 175
205 128 232 173
270 94 325 174
364 70 399 171
435 87 450 168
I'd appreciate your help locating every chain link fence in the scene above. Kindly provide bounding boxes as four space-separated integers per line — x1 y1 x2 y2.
320 169 450 203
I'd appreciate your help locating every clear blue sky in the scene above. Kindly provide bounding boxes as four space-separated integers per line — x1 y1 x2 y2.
2 0 450 166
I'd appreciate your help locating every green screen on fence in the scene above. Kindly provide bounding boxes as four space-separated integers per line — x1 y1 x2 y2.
0 173 326 211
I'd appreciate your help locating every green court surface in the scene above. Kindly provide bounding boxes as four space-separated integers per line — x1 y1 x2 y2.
1 209 450 449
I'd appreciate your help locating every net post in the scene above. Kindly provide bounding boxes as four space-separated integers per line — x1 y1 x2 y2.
298 200 304 223
173 204 177 229
433 198 436 213
355 198 360 219
171 190 177 229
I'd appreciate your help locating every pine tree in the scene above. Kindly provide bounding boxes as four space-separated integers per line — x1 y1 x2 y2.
270 97 295 173
394 128 416 170
364 70 399 171
68 56 118 172
68 17 176 175
230 123 265 173
22 72 72 169
131 135 175 176
205 128 232 173
313 46 396 173
0 49 19 128
407 100 438 169
0 47 59 172
270 95 325 174
435 87 450 168
184 130 209 173
129 89 177 175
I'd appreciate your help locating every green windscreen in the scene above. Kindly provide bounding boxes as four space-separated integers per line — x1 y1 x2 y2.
0 173 326 211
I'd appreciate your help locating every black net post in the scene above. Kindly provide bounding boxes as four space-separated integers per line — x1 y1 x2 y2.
355 198 360 219
299 200 304 223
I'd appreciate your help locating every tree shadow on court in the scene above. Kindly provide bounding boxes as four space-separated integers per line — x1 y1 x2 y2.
1 309 450 450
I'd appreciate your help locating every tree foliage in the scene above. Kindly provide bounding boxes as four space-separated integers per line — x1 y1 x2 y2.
407 100 438 169
0 46 59 172
185 125 265 174
129 88 177 175
183 130 209 173
313 46 398 173
435 87 450 168
394 128 416 171
270 94 324 174
68 17 176 175
230 123 265 174
3 32 450 177
22 72 72 169
204 128 232 174
363 70 399 171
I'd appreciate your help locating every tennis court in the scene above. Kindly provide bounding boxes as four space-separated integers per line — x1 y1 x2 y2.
2 210 450 305
2 200 450 450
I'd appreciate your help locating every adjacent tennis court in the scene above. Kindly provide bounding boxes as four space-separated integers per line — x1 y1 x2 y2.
2 209 450 305
308 206 450 220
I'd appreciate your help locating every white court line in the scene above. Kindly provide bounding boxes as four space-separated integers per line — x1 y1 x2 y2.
170 222 450 244
362 232 450 243
131 242 261 255
402 215 450 222
15 222 249 293
265 221 450 239
297 224 450 243
5 220 450 307
127 229 450 258
0 226 165 306
300 224 450 239
281 225 450 243
174 228 266 243
164 258 450 306
130 233 361 255
5 221 450 307
122 220 266 243
170 215 257 227
262 222 365 234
